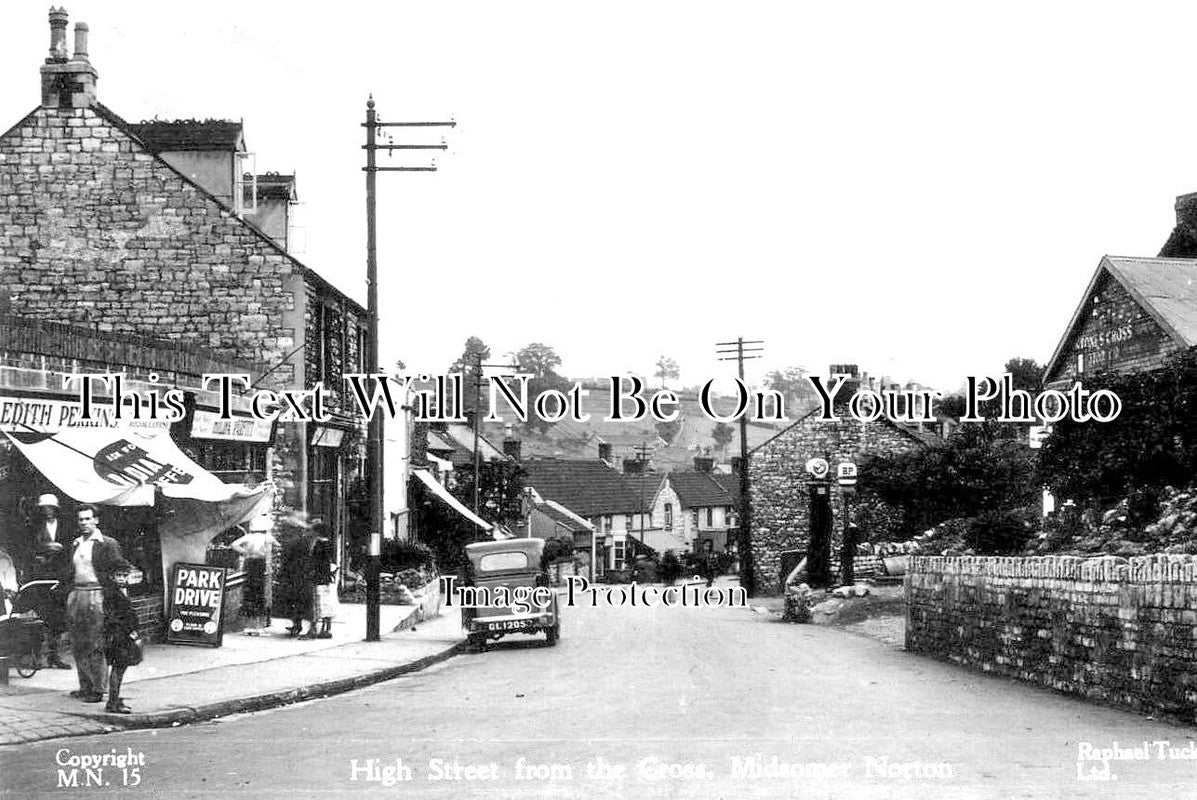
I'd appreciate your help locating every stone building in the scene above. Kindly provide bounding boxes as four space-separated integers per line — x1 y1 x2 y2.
748 370 932 594
0 10 368 572
1043 255 1197 387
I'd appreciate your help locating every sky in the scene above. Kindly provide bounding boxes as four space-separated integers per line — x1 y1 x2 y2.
1 1 1193 392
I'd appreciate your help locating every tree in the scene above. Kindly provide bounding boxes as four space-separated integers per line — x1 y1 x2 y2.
1038 350 1197 510
654 355 680 389
711 421 735 451
764 365 818 408
515 342 571 433
447 336 491 414
1004 357 1044 391
515 343 561 378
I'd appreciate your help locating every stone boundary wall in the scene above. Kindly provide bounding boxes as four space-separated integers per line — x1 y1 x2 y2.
905 555 1197 722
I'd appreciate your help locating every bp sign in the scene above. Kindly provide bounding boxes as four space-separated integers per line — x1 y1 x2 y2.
837 462 858 486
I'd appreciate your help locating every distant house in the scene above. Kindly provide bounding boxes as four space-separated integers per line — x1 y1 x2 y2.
525 493 597 578
1044 255 1197 387
653 462 738 554
521 459 660 570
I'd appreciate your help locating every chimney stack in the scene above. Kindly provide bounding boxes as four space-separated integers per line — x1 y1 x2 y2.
40 8 98 110
693 455 714 473
597 442 613 463
503 438 521 462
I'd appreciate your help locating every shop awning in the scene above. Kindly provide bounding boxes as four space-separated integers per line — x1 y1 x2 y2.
3 423 255 507
412 469 491 531
3 421 274 592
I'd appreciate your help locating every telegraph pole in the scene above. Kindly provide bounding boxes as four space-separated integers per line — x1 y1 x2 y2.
363 96 454 642
716 337 763 596
471 354 516 521
633 441 651 550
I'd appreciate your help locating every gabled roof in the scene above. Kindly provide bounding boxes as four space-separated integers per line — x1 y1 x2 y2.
749 403 937 454
1044 255 1197 380
82 104 365 318
442 423 507 464
522 459 647 516
127 119 244 152
668 471 734 508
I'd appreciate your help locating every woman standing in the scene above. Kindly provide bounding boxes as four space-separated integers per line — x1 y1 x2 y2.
306 527 338 639
231 518 278 633
276 526 315 637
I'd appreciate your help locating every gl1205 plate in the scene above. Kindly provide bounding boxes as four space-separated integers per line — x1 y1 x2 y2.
483 618 534 633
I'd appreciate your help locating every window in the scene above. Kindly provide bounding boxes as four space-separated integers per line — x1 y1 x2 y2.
625 513 633 530
613 540 626 569
664 503 673 530
691 509 699 528
1076 353 1085 374
603 515 613 533
479 552 528 572
706 508 714 527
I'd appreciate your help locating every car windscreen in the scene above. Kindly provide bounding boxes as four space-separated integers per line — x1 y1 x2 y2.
478 551 529 572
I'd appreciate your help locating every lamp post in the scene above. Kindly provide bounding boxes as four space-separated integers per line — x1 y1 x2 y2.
362 96 454 641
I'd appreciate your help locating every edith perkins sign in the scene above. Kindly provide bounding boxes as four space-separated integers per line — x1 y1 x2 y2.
165 563 228 647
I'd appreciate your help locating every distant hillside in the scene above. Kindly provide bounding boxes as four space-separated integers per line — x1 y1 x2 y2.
484 385 811 472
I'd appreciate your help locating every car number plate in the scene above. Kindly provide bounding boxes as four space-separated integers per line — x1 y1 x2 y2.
485 619 532 632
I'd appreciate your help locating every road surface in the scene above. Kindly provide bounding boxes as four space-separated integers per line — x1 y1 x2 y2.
2 586 1194 799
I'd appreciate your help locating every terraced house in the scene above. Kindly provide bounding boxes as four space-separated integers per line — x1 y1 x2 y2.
0 10 370 592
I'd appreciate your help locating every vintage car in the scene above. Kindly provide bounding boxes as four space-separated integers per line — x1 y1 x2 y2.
461 538 560 650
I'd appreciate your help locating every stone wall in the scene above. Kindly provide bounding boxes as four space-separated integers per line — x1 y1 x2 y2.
906 555 1197 722
749 415 923 594
0 105 298 390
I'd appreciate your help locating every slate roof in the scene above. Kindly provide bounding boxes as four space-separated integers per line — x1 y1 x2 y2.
127 119 244 152
522 459 648 517
256 172 296 201
668 471 735 508
1106 257 1197 346
536 500 593 533
1045 255 1197 379
441 423 507 466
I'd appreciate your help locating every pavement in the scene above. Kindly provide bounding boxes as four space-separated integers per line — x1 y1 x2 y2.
0 599 466 747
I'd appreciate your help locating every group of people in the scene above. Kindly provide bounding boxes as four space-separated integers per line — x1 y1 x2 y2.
275 522 339 639
1 495 142 714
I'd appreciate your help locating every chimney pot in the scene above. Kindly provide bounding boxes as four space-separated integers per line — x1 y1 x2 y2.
47 8 69 63
73 22 89 61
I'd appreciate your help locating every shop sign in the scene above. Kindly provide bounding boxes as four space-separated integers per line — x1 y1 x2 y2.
165 563 228 647
191 409 275 443
310 426 345 448
0 394 170 432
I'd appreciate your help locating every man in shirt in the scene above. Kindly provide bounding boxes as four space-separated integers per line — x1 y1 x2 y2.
65 505 131 703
